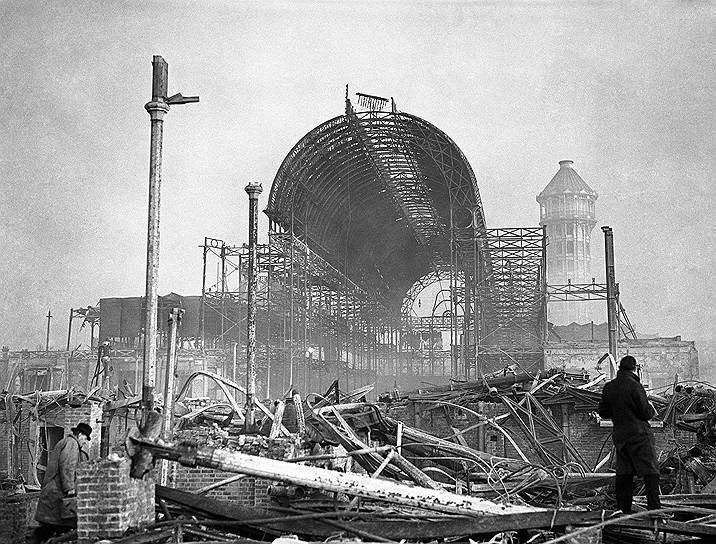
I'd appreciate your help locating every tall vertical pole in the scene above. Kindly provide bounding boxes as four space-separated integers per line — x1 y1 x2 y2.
245 182 263 432
160 307 183 486
66 308 74 351
162 308 183 439
45 309 52 352
139 55 197 411
463 280 470 379
266 240 272 399
142 56 170 411
541 225 549 347
448 203 457 377
602 226 618 377
200 239 208 350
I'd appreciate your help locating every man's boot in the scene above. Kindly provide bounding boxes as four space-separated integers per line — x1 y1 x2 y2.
644 473 662 511
615 474 634 514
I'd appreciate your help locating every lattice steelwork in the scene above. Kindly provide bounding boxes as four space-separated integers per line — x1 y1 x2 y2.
199 96 551 396
461 227 547 376
546 282 637 340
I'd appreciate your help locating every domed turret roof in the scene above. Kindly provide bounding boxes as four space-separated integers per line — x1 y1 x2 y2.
537 160 597 201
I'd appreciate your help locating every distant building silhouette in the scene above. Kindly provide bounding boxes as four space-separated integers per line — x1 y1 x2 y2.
537 160 598 324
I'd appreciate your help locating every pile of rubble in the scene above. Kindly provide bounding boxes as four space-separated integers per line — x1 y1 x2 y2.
6 368 716 543
115 370 716 544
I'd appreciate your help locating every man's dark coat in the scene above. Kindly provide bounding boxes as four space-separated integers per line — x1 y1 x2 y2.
598 368 659 475
35 434 89 526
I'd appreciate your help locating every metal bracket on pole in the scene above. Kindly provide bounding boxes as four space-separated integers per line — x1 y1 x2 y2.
167 93 199 105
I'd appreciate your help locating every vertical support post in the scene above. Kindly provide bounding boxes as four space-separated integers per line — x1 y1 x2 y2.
45 309 52 352
161 308 183 442
602 226 618 377
140 55 198 411
540 225 548 372
232 342 238 395
475 235 482 378
159 308 182 486
200 238 208 350
463 280 470 379
142 56 170 411
448 202 457 378
266 238 272 398
220 243 226 347
66 308 74 351
289 207 295 388
245 182 263 432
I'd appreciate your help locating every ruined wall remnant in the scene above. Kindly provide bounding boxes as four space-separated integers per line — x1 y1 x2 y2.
76 455 154 543
169 434 297 509
543 338 698 388
0 490 39 544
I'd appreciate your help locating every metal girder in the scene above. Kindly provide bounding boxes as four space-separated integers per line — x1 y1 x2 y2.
265 104 486 312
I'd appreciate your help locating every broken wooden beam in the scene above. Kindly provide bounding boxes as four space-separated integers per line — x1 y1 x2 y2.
134 437 547 517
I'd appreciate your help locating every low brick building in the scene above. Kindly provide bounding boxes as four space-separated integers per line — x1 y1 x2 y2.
544 337 699 389
389 391 692 473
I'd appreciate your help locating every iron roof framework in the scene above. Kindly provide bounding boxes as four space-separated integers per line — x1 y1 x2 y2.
265 102 485 311
197 99 549 396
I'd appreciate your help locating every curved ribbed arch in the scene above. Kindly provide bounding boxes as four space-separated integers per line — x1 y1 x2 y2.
266 109 486 313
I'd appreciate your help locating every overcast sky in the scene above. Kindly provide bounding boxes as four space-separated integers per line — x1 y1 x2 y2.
1 1 714 352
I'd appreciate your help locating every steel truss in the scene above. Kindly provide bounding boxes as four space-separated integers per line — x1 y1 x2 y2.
199 98 555 397
456 227 548 378
546 281 637 340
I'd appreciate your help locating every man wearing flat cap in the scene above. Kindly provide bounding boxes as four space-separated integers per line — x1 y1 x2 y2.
33 422 92 542
598 355 661 515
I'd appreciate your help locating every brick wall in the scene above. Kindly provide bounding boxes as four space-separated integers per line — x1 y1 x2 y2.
544 339 699 388
10 401 104 485
76 456 154 543
392 397 697 473
40 401 103 459
0 491 39 544
170 435 297 509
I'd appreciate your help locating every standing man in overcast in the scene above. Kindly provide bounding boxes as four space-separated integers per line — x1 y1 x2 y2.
33 422 92 542
598 355 661 515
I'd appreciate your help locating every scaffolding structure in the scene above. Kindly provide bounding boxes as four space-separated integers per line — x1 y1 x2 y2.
197 96 550 398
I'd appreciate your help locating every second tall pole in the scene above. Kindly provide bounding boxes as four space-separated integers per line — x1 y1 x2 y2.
245 182 263 432
602 226 618 377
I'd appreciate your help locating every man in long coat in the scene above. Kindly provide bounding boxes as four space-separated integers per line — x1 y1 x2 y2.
33 422 92 542
598 355 661 514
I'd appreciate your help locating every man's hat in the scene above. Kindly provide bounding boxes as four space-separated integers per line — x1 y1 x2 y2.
71 422 92 439
619 355 637 371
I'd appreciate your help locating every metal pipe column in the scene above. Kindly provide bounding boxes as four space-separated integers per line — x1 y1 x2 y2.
142 56 170 410
66 308 73 351
162 307 183 440
141 55 197 411
602 226 618 377
245 182 263 431
45 309 52 352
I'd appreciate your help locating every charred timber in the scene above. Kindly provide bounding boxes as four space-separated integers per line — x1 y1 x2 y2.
133 437 542 517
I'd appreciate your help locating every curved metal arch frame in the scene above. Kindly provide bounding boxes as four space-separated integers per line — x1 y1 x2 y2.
265 109 487 312
400 267 467 319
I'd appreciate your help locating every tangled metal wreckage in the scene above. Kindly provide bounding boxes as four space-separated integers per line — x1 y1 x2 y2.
5 370 716 544
2 95 710 543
